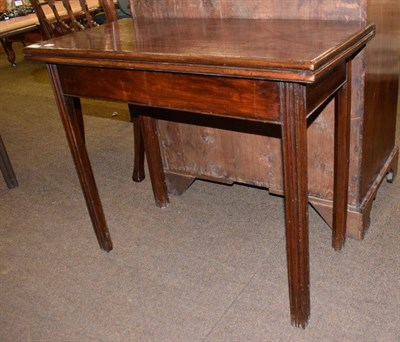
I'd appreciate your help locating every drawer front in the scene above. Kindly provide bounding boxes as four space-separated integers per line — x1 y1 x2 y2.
58 65 281 123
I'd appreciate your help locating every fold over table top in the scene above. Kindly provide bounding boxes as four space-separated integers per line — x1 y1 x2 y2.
24 18 375 82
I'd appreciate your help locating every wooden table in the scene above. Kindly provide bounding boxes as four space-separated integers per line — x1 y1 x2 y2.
24 18 375 328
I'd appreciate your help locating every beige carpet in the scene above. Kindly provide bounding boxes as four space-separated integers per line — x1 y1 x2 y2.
1 44 399 341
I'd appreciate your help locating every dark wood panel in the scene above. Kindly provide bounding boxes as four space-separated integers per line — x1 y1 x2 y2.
58 65 281 122
156 112 282 185
130 0 364 20
359 0 400 199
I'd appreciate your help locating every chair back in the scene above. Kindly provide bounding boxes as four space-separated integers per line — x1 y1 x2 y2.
31 0 117 39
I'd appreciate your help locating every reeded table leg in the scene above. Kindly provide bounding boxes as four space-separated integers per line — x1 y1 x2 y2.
280 83 310 328
47 64 113 252
332 62 352 251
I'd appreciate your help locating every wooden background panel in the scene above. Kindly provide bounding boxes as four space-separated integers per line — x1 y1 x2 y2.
157 117 284 189
155 108 337 202
359 0 400 200
221 0 365 20
130 0 365 20
130 0 222 18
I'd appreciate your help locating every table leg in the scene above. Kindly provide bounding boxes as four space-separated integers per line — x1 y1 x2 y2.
72 96 85 143
47 64 113 252
140 110 169 208
332 62 352 251
0 38 16 67
280 83 310 328
0 134 18 189
128 104 145 182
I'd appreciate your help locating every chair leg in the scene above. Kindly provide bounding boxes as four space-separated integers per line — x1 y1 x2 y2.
0 135 18 189
129 104 145 182
0 38 16 67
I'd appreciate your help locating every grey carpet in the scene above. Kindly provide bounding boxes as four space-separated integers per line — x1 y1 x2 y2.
1 44 399 341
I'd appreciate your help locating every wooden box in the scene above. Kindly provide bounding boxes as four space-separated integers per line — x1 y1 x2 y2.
131 0 399 239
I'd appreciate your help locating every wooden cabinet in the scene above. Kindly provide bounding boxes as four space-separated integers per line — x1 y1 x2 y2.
131 0 399 239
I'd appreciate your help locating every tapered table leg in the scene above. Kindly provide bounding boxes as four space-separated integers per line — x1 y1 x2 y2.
47 64 113 252
280 82 310 328
73 96 85 144
140 111 169 208
333 62 352 251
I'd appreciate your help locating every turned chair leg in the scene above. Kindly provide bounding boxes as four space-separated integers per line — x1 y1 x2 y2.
0 38 17 67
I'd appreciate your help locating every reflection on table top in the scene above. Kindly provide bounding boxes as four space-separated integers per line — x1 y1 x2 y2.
24 18 375 82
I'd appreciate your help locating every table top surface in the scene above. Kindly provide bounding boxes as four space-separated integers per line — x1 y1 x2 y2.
24 18 375 81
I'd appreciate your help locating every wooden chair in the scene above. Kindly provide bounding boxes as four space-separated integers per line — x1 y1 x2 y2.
0 134 18 189
30 0 118 39
30 0 145 182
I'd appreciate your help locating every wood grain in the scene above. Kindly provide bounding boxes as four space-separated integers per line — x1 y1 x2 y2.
57 65 282 123
130 0 364 20
360 0 400 200
280 82 310 328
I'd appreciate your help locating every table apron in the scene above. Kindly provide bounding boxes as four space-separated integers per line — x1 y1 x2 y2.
56 62 346 123
57 64 282 123
306 63 346 116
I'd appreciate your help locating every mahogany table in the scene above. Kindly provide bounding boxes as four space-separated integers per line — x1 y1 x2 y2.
24 18 375 328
